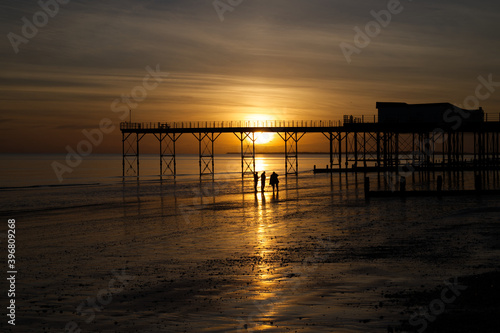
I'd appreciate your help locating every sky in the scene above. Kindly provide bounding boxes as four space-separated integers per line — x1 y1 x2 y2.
1 0 500 153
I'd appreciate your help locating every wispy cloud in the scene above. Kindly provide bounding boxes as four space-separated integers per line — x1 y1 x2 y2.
1 0 500 152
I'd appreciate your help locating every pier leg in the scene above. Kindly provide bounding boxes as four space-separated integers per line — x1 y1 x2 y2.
322 131 340 170
338 132 343 171
382 132 388 170
278 132 305 175
345 132 349 169
122 132 145 178
376 132 381 172
395 132 399 172
329 132 334 170
137 133 140 176
234 132 256 176
473 131 477 169
362 132 367 169
361 132 377 171
354 132 358 168
193 132 221 177
475 174 482 191
122 132 125 177
441 131 446 170
155 133 182 178
399 176 406 192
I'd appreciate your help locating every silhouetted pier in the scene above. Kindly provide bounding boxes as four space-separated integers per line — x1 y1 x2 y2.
120 103 500 178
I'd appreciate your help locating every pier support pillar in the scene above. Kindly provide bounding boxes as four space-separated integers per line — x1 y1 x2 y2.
154 133 182 178
322 132 343 170
358 132 377 170
234 132 256 176
193 132 221 177
354 132 359 168
394 133 399 171
376 132 381 171
278 132 305 175
122 132 145 177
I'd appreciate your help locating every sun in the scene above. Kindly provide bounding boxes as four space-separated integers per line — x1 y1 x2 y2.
254 132 275 144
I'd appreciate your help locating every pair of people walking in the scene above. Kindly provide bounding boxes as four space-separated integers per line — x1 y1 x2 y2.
254 171 279 193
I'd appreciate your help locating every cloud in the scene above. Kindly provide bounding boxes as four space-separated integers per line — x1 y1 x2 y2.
1 0 500 152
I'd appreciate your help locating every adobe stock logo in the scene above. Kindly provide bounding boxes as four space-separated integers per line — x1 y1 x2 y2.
7 0 70 54
213 0 244 22
409 277 467 333
340 0 410 64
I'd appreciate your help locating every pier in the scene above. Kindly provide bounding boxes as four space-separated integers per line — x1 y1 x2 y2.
120 103 500 179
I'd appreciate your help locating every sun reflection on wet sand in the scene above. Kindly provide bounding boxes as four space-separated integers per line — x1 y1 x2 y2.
250 191 280 328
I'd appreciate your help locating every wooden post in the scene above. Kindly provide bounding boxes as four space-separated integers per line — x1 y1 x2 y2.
400 176 406 192
475 174 482 191
364 177 370 199
437 175 443 192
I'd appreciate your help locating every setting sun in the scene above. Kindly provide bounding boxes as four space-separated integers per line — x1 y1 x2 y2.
254 132 275 144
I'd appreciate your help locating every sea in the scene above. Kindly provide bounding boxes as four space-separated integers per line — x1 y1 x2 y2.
1 152 495 188
0 153 330 188
1 153 499 332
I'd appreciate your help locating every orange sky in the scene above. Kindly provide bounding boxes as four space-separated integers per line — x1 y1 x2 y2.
1 0 500 154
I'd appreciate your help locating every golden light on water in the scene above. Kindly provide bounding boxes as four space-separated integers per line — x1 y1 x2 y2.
255 156 269 173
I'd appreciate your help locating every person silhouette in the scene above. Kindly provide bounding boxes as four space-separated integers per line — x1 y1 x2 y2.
253 172 259 192
270 171 279 193
261 171 266 192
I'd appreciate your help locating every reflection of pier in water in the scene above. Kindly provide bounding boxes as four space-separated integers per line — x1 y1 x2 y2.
120 102 500 179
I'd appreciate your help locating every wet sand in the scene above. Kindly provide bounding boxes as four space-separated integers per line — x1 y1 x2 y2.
387 271 500 332
1 174 499 332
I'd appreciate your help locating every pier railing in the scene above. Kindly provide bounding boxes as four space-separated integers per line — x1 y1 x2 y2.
120 113 500 130
343 115 378 123
342 113 500 123
120 119 344 130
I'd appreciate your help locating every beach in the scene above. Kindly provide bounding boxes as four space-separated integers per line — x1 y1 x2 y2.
1 164 499 332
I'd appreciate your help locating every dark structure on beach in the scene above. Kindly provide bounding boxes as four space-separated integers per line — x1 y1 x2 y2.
120 102 499 178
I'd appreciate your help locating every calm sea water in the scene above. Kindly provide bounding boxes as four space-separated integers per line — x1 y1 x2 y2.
1 152 498 218
0 153 332 188
0 153 330 213
1 155 500 332
1 153 497 195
